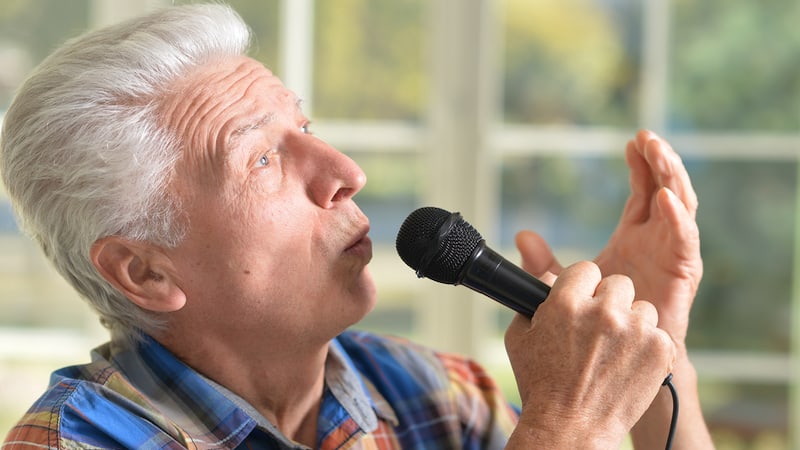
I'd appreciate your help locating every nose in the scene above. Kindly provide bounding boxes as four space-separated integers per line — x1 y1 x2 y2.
295 136 366 208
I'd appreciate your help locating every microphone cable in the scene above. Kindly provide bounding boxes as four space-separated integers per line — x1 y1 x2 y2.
662 373 679 450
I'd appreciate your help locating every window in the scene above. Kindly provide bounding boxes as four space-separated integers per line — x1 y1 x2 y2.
1 1 798 447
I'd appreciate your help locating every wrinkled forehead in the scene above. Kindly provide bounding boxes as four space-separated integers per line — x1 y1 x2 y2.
163 56 298 138
158 55 301 185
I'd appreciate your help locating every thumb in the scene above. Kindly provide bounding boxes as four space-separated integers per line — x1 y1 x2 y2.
515 230 561 285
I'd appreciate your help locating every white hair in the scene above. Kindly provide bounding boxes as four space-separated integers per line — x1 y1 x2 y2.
0 4 251 343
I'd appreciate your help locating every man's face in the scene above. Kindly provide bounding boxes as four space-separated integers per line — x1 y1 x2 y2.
158 56 376 345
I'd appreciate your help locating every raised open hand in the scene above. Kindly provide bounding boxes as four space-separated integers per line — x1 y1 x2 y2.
594 130 701 345
516 130 701 345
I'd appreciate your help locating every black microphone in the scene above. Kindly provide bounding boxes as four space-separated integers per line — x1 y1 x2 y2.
395 206 550 317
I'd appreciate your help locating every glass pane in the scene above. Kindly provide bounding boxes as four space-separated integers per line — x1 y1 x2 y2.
0 235 91 329
700 381 788 449
0 196 16 233
0 1 94 435
499 155 796 353
313 0 428 121
0 1 94 325
689 160 795 352
222 0 282 72
499 155 628 256
501 0 642 126
354 296 415 338
669 0 800 131
0 0 90 110
348 152 423 244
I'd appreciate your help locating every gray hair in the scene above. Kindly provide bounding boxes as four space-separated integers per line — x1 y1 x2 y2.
0 4 251 343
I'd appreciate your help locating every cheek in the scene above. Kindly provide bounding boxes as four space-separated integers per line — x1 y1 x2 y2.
239 202 318 265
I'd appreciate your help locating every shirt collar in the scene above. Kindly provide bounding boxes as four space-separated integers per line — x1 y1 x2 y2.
102 334 398 447
327 336 398 427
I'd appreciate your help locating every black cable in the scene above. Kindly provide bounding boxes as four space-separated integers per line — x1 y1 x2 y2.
662 373 679 450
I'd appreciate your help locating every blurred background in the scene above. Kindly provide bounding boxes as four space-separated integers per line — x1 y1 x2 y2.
0 0 798 448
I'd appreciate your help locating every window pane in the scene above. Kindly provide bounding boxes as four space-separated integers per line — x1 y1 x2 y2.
0 1 93 326
348 152 423 244
0 0 90 110
354 295 415 337
313 0 428 121
499 155 628 255
0 235 91 329
501 0 642 126
689 160 795 352
701 381 788 448
0 2 94 434
669 0 800 131
0 197 16 233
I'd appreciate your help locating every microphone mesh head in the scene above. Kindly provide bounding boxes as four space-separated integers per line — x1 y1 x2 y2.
395 206 483 284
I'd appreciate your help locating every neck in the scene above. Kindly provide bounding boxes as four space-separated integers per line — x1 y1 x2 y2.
157 329 330 447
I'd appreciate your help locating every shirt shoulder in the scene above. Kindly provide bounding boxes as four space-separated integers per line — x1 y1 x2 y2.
3 357 123 449
2 345 195 450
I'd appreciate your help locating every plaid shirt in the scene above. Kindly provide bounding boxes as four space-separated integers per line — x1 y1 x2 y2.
3 330 518 449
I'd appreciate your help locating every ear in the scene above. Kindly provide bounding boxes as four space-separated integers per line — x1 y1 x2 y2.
90 236 186 313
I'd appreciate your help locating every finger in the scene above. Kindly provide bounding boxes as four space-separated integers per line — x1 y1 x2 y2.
623 140 657 223
656 186 701 245
630 299 659 328
655 328 677 373
593 274 635 308
515 230 561 285
631 300 676 373
551 261 602 301
639 131 699 219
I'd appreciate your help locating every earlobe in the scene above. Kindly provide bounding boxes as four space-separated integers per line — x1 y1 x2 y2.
90 237 186 313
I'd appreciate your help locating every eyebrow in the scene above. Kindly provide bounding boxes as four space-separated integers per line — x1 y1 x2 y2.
225 96 305 147
227 113 277 146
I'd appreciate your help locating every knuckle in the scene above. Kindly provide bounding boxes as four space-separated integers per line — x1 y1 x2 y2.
649 330 675 363
546 293 582 319
595 307 627 336
606 273 634 291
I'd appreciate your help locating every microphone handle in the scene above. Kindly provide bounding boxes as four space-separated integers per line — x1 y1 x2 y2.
456 243 550 318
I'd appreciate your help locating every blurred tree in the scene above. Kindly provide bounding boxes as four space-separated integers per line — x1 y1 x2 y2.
0 0 89 109
313 0 427 121
0 0 88 61
689 160 796 351
502 0 641 126
670 0 800 131
224 0 281 73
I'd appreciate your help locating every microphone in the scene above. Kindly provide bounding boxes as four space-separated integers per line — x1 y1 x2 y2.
395 206 550 317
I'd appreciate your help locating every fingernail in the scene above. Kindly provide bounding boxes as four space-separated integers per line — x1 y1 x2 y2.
663 186 679 203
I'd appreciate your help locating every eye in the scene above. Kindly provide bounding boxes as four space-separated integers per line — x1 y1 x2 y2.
300 122 312 135
256 154 269 167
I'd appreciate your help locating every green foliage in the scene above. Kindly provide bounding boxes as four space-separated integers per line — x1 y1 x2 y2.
225 0 282 72
670 0 800 131
0 0 89 61
502 0 641 126
689 160 796 351
313 0 427 120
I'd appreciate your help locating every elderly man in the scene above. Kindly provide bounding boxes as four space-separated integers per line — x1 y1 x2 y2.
1 3 712 449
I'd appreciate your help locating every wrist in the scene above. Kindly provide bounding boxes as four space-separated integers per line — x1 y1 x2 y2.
508 409 625 450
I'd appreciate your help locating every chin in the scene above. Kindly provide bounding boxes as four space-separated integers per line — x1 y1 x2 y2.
343 270 378 325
